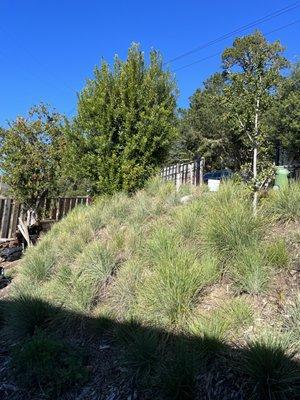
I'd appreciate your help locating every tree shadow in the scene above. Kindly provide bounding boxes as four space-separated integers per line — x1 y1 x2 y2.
0 297 299 400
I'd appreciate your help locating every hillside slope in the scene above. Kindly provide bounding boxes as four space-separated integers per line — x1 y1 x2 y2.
1 180 300 399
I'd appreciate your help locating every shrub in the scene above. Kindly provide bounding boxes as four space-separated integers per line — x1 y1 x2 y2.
264 181 300 221
10 332 89 398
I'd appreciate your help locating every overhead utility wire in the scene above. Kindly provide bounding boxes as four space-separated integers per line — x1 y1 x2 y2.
173 19 300 72
165 1 300 65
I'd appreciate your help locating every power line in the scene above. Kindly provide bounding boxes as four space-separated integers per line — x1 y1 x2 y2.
165 1 300 65
173 52 220 72
173 19 300 73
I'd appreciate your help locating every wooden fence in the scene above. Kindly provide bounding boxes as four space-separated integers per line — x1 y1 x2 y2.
161 157 205 189
0 196 91 240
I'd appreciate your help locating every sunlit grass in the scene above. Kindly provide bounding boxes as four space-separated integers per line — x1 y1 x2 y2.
263 181 300 221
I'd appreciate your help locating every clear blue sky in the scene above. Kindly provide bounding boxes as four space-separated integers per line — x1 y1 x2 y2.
0 0 299 125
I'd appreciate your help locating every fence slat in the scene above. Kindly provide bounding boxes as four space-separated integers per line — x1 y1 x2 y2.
0 196 91 239
1 199 12 238
70 197 77 211
0 199 5 233
57 198 65 220
161 159 200 186
8 201 20 238
44 198 52 219
51 199 58 221
63 198 71 217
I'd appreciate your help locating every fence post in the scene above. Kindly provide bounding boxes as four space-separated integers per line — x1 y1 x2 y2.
1 198 12 238
189 163 194 186
200 157 205 186
176 163 181 192
195 155 200 185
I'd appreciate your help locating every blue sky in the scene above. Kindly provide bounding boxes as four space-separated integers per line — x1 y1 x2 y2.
0 0 299 125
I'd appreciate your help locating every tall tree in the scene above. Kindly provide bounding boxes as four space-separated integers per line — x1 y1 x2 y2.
0 104 66 216
222 31 288 213
69 44 177 195
171 73 247 170
269 62 300 164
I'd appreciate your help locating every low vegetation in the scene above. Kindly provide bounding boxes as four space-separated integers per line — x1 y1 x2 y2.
263 181 300 221
10 332 89 398
1 180 300 399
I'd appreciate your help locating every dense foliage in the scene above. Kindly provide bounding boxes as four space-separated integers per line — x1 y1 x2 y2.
269 62 300 164
0 105 66 212
1 34 299 203
67 44 177 195
173 32 299 179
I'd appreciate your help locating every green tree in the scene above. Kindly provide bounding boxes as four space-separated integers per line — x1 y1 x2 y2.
69 44 178 195
171 73 247 170
0 104 66 215
269 62 300 164
222 31 288 212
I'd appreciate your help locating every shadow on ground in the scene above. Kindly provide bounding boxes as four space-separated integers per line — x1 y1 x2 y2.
0 298 299 400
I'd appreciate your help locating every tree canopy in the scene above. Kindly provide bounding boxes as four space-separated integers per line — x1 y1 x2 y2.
173 31 293 178
269 62 300 164
1 32 299 207
0 104 66 212
68 44 178 195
